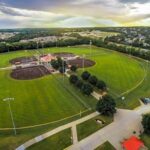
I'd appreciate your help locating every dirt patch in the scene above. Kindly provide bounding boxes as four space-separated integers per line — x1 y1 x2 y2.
10 56 37 65
53 52 76 58
10 66 51 80
68 58 95 68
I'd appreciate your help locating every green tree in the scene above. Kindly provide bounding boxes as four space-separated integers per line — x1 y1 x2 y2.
70 65 77 72
51 60 59 70
81 71 91 80
96 95 116 116
81 83 93 96
76 80 84 90
142 114 150 135
96 80 106 90
59 67 66 74
88 75 98 86
69 75 78 84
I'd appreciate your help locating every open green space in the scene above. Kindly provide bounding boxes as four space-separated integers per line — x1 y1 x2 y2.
0 73 96 128
141 134 150 149
27 128 72 150
77 115 113 141
0 45 150 149
95 141 115 150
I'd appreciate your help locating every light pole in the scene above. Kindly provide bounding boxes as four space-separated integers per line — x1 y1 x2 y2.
90 40 92 56
3 97 16 135
56 37 58 48
36 41 40 64
82 54 85 72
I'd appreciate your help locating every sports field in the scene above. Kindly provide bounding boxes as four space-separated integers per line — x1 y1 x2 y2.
0 46 150 149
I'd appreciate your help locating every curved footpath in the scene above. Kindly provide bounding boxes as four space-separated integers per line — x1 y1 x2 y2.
16 104 150 150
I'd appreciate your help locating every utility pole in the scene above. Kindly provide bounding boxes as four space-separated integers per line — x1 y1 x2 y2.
3 97 16 135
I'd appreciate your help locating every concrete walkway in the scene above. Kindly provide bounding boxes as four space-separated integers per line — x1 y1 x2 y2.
67 104 150 150
16 112 99 150
72 125 78 144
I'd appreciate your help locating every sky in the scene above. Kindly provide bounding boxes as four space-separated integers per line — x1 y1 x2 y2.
0 0 149 28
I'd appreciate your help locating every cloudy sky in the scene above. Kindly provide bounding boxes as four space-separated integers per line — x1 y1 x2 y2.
0 0 149 28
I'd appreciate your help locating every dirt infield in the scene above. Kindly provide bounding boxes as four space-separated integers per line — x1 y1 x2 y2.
10 56 37 65
53 52 76 58
10 66 51 80
68 58 95 68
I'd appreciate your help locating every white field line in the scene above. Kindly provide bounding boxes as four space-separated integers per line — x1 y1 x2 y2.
120 63 148 97
0 109 90 130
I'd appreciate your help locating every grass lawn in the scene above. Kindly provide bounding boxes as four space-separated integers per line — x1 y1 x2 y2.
0 72 97 128
77 115 113 141
0 46 149 149
27 128 72 150
141 134 150 149
95 141 115 150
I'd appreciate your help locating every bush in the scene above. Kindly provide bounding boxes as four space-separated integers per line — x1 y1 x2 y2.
96 95 116 116
96 80 106 90
59 67 66 74
70 65 77 72
142 114 150 135
51 60 59 70
81 71 91 80
81 83 93 96
69 75 78 84
76 80 84 90
88 75 98 86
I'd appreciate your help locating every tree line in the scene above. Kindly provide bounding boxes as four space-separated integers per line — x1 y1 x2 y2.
0 36 150 61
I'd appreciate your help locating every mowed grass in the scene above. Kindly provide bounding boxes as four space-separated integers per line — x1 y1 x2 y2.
77 115 113 141
27 128 72 150
95 141 115 150
141 134 150 149
0 71 97 128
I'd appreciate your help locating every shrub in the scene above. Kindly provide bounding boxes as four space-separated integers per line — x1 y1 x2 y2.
96 95 116 116
69 75 78 84
59 67 66 74
81 71 91 80
142 114 150 135
81 83 93 96
96 80 106 90
88 75 98 86
76 80 84 90
70 65 77 72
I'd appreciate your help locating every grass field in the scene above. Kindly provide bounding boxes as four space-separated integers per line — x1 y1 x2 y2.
27 128 72 150
95 141 115 150
141 134 150 149
0 73 97 128
0 45 150 149
77 115 113 141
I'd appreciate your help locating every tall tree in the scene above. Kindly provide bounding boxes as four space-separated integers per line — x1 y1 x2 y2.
96 95 116 116
81 71 91 80
142 114 150 135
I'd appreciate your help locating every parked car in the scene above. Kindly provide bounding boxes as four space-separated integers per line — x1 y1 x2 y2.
140 98 150 105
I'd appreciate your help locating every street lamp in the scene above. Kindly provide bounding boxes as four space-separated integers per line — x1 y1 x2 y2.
90 40 92 56
82 54 85 72
3 97 16 135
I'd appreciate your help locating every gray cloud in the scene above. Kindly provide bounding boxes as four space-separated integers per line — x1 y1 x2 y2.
119 0 150 4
